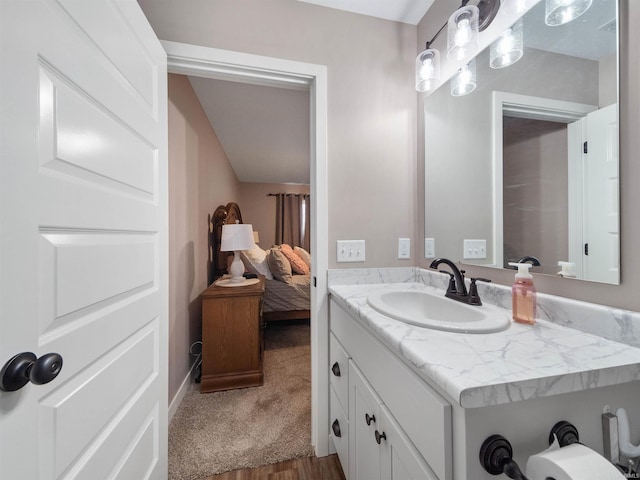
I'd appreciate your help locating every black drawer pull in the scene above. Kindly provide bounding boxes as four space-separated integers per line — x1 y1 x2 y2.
332 419 342 438
331 362 341 377
375 430 386 444
365 413 376 425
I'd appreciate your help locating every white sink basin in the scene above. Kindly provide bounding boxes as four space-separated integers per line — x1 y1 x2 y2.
367 289 510 334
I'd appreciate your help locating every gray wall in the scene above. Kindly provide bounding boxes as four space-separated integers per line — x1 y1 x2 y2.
419 1 640 312
503 118 568 275
139 0 418 268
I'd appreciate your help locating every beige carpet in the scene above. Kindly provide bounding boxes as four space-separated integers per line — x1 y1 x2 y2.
168 322 314 480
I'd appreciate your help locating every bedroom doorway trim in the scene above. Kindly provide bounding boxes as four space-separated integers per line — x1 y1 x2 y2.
163 41 330 457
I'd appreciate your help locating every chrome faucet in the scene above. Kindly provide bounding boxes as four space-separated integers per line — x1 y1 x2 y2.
429 258 491 306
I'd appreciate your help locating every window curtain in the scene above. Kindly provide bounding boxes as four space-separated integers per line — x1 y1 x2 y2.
275 193 311 252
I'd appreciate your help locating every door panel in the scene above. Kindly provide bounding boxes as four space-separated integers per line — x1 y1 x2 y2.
0 1 167 478
349 361 382 480
584 104 619 283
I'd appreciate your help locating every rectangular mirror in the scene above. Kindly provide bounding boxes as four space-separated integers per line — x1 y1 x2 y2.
424 0 619 284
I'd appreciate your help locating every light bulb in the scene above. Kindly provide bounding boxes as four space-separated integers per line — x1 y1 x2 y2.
459 65 472 84
447 5 479 61
415 49 440 92
496 29 514 55
420 58 434 78
451 59 476 97
490 19 523 69
454 18 472 47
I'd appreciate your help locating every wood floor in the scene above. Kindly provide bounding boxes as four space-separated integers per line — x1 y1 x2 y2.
201 454 346 480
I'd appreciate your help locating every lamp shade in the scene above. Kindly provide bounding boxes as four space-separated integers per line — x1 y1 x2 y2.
447 4 479 61
545 0 592 26
490 19 523 69
220 223 254 252
415 48 441 93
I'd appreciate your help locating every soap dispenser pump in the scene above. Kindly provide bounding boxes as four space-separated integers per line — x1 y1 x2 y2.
508 262 537 325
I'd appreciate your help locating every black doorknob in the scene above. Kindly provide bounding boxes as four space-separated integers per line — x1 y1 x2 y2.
0 352 63 392
331 362 341 377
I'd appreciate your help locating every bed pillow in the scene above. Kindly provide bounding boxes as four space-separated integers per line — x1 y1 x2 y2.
293 246 312 269
280 244 310 275
267 247 293 283
240 244 274 280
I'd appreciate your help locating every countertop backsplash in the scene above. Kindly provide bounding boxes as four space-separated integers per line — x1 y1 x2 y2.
328 267 640 349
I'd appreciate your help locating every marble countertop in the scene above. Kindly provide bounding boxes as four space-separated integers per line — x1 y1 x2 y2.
329 282 640 408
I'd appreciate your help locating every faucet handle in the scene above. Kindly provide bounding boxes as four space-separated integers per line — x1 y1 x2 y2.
439 271 457 295
468 278 492 306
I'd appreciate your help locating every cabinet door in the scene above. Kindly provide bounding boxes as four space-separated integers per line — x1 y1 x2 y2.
349 361 382 480
379 405 439 480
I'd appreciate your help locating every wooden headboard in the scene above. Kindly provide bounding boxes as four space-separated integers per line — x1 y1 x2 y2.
208 202 243 285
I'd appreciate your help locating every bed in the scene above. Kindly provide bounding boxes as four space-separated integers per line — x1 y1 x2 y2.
208 202 311 322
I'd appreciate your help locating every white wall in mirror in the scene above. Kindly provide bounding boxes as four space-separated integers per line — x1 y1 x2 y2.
423 0 619 284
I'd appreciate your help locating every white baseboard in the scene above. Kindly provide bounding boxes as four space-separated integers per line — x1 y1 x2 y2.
169 360 198 422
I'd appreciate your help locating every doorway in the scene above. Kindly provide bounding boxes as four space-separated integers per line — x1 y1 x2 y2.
163 41 330 457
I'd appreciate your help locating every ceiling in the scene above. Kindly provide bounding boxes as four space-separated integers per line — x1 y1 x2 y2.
296 0 434 25
189 77 311 185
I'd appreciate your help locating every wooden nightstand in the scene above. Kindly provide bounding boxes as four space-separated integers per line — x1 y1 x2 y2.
200 276 265 393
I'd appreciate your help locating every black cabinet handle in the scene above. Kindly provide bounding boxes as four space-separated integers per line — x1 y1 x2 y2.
365 413 376 425
375 430 386 444
331 362 341 377
332 419 341 438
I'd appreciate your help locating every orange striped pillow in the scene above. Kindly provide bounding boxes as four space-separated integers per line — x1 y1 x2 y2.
279 244 310 275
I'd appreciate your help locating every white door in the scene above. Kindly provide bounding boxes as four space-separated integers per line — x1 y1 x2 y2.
584 104 619 283
0 1 168 478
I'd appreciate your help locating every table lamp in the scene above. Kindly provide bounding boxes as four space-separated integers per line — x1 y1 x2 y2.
220 222 254 284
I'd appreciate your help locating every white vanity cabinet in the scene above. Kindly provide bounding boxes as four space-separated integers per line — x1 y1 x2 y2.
329 299 452 480
349 361 382 480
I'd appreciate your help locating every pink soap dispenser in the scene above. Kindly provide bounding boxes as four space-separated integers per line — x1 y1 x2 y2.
508 262 537 325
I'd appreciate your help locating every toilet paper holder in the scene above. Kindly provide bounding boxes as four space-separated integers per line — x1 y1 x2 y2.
479 421 581 480
480 434 530 480
602 407 640 475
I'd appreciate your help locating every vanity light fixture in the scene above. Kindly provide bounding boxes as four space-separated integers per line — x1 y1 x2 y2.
447 4 480 61
490 19 523 69
451 59 477 96
415 0 500 93
545 0 593 26
415 48 441 93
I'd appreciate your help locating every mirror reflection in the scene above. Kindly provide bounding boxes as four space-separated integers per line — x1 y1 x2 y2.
424 0 619 284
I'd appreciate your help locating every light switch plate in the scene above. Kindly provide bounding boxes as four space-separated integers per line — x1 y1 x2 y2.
463 239 487 259
398 238 410 259
337 240 365 263
425 238 435 258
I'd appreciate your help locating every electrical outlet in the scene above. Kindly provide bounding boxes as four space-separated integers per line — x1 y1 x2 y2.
398 238 410 259
425 238 435 258
463 239 487 259
337 240 365 263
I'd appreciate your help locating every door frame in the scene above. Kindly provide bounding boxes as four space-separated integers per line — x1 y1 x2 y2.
491 91 596 270
162 41 330 456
